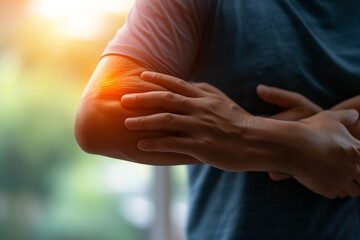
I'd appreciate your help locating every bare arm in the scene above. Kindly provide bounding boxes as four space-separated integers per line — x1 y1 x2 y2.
75 55 301 172
74 55 201 165
75 56 310 173
74 0 213 165
121 72 360 198
256 86 360 197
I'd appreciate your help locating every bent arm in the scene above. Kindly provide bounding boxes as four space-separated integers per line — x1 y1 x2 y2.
75 55 201 165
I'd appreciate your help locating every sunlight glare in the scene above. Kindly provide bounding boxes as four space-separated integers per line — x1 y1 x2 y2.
28 0 135 39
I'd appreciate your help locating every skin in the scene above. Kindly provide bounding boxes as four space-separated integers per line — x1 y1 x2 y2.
256 85 360 198
75 55 200 165
75 55 360 198
122 72 360 197
121 71 360 198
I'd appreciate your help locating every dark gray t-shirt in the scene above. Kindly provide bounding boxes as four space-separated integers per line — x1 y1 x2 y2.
103 0 360 239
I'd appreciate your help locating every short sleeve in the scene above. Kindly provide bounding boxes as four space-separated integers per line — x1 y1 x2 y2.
101 0 209 79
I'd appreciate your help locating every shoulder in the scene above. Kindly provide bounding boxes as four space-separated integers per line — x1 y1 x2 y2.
132 0 211 16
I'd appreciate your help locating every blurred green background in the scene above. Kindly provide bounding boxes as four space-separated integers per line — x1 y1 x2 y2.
0 0 188 239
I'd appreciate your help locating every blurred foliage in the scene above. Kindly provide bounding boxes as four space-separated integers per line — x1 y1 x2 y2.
0 0 161 239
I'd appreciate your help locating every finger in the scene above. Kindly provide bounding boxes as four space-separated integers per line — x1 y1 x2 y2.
141 72 205 98
331 95 360 111
124 113 196 134
121 91 195 113
193 82 249 114
344 181 360 198
257 85 321 111
331 109 359 127
137 136 195 155
272 108 313 121
192 82 227 97
268 172 292 181
257 85 303 109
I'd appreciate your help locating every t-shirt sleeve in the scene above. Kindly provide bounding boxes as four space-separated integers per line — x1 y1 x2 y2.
101 0 209 79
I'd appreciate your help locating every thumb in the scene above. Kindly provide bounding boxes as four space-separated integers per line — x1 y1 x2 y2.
332 109 359 127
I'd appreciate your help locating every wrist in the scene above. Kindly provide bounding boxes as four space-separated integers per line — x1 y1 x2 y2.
240 116 306 175
268 119 309 176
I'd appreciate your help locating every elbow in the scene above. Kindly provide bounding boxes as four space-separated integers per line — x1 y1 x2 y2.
74 97 129 160
74 102 98 155
74 122 95 155
74 96 109 156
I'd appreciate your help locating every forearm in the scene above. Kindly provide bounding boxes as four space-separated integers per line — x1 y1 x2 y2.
114 71 311 174
75 55 201 165
233 116 305 175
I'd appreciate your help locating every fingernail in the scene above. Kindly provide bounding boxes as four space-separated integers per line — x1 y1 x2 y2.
141 71 154 80
121 95 135 105
350 109 359 120
125 118 138 128
138 140 149 149
258 84 270 96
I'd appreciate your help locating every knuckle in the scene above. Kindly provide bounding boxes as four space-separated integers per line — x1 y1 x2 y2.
163 92 175 101
162 113 174 125
131 95 142 105
176 79 189 88
179 96 189 105
204 99 222 113
131 94 138 101
152 73 162 82
157 74 164 81
137 117 145 126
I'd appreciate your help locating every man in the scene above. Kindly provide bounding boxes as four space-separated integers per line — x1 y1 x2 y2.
75 0 360 238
